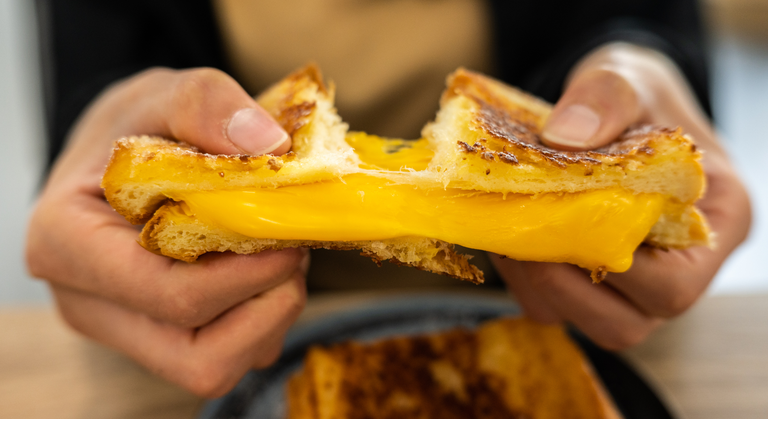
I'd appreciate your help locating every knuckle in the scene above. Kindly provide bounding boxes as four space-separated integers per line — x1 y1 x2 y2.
53 293 91 338
656 284 699 317
187 67 229 83
181 358 236 399
646 270 701 318
572 68 639 116
25 206 55 281
587 67 635 96
117 67 176 99
282 281 307 315
25 240 46 280
526 266 564 293
269 276 307 318
56 301 83 334
134 66 175 83
173 68 230 106
592 67 631 88
287 282 308 312
525 267 553 289
157 286 210 328
253 344 283 370
168 68 236 137
598 325 652 351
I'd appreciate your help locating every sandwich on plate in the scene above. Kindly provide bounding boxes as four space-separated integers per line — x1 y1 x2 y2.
287 317 620 419
102 64 711 284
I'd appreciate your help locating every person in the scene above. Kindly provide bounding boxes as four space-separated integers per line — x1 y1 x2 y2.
26 0 750 398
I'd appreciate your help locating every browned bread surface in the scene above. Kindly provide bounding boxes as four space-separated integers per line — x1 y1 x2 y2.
102 64 352 226
425 68 707 203
287 317 619 419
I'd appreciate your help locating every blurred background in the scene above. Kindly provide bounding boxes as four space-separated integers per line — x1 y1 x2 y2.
1 0 767 304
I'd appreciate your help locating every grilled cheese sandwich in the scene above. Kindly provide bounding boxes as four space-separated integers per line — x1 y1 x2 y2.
102 64 711 283
287 317 620 419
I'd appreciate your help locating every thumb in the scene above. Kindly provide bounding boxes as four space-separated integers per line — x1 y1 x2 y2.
141 68 291 156
542 69 641 151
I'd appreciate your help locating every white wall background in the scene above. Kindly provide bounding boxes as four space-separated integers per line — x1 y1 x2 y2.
0 0 766 304
710 34 768 294
0 0 49 304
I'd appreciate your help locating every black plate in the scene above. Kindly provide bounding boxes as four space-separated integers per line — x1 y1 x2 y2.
200 294 673 419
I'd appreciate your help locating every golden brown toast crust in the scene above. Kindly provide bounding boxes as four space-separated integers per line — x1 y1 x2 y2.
447 68 697 168
103 137 299 225
434 69 706 204
287 317 619 419
102 64 347 225
259 62 326 136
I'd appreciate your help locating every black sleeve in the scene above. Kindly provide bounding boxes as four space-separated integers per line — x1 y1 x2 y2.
488 0 712 117
37 0 229 170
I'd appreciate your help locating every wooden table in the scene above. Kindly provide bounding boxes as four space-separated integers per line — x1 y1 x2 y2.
1 289 767 419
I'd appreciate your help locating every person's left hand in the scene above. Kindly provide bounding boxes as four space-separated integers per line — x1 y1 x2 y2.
491 43 751 350
26 68 306 397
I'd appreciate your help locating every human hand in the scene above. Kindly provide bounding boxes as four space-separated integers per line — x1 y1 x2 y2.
26 68 307 397
491 43 751 349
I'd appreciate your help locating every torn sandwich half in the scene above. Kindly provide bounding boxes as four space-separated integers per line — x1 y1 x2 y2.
101 64 711 284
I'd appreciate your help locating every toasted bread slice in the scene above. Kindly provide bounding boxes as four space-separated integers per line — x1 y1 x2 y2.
101 65 711 283
103 65 354 225
287 317 620 419
427 69 705 202
426 69 710 250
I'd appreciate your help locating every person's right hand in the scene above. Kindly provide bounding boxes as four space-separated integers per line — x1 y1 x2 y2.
491 43 751 350
26 68 306 398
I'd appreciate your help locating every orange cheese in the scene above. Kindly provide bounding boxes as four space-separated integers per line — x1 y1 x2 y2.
345 131 433 171
167 133 664 273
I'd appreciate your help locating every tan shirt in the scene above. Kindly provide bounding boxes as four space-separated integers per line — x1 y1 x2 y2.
214 0 494 138
213 0 499 289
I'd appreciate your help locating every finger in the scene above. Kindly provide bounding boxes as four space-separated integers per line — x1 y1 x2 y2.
53 271 306 398
603 246 713 318
607 208 743 318
542 68 641 151
27 194 307 328
199 273 306 371
604 154 751 317
76 67 290 157
51 68 292 187
524 262 662 350
489 255 562 324
146 68 291 156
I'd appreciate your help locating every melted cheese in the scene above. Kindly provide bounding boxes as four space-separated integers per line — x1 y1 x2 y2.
346 131 433 171
170 174 663 273
166 132 664 273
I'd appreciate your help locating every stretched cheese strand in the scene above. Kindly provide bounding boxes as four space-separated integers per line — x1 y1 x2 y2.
170 174 663 272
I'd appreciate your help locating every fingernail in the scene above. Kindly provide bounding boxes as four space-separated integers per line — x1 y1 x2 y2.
542 104 600 149
227 108 289 155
